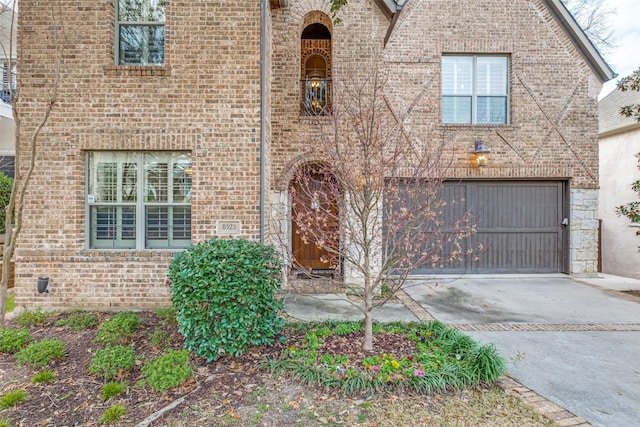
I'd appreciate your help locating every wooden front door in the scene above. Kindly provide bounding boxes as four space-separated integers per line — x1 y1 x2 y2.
291 170 339 273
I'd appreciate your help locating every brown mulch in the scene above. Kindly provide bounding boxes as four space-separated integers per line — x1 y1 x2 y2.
0 312 555 427
0 311 422 426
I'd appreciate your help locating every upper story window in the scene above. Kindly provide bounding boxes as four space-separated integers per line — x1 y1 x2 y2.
300 21 332 115
116 0 166 65
87 151 191 250
442 55 509 125
0 62 16 103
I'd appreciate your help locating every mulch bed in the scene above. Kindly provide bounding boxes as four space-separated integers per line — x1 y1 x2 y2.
0 312 421 426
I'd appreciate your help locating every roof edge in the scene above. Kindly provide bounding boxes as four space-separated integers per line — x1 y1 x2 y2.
543 0 616 83
380 0 408 46
599 122 640 138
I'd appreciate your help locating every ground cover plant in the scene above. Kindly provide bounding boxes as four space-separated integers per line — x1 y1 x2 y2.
0 389 27 410
264 320 505 395
0 327 30 353
93 312 141 345
16 309 48 326
54 312 97 330
14 338 65 368
31 370 55 384
89 344 135 379
0 310 556 426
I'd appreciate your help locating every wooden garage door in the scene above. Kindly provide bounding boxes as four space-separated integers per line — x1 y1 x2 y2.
402 181 567 274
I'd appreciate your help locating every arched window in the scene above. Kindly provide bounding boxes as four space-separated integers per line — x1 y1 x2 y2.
300 21 331 115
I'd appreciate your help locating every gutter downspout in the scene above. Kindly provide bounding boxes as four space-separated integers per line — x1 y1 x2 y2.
260 0 267 242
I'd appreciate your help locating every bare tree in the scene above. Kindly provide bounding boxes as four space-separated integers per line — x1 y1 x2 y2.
0 1 65 326
287 72 477 352
562 0 616 54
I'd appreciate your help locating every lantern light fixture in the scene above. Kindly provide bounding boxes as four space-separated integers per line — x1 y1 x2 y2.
472 140 490 167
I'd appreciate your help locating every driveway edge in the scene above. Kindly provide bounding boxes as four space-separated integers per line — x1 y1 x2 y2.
499 376 591 426
396 288 594 426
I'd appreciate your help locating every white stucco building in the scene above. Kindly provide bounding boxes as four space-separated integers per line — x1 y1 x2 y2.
599 87 640 278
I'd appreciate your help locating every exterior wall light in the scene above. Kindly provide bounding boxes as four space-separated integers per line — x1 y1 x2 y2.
37 277 50 294
309 77 322 89
472 140 490 167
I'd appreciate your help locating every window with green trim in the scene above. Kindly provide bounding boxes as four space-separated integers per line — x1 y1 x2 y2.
87 152 191 249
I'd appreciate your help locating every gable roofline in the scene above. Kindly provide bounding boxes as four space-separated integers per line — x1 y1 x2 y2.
379 0 615 83
375 0 406 45
598 86 640 137
375 0 406 18
543 0 615 82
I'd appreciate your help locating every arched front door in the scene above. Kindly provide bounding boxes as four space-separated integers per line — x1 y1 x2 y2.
291 168 339 275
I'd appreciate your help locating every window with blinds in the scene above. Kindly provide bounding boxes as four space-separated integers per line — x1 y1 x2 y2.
87 152 191 249
442 55 508 125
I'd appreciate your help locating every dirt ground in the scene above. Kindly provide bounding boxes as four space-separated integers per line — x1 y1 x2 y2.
0 311 556 426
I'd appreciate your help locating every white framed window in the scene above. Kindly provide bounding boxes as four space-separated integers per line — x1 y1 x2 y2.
87 152 192 249
442 55 509 124
116 0 166 65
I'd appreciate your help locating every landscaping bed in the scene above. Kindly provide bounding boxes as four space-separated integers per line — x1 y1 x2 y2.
0 309 556 426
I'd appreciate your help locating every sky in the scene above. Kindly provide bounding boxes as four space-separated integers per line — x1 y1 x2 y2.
599 0 640 98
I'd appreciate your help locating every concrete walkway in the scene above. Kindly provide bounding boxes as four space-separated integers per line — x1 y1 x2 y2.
283 274 640 427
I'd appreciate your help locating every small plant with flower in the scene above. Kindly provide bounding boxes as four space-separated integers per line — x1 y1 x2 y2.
264 320 505 395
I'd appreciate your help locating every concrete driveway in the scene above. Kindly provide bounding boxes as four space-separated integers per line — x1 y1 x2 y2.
284 274 640 427
404 275 640 427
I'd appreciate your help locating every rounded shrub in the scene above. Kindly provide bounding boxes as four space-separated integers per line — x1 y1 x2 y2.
168 238 284 361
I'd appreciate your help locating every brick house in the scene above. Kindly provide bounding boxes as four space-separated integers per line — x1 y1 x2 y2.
12 0 613 309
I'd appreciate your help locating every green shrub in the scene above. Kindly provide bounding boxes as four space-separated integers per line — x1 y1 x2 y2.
0 328 31 353
15 338 66 368
0 172 13 235
55 312 97 330
17 309 49 326
32 370 55 384
89 345 135 379
100 404 127 425
101 382 126 401
168 238 284 361
0 418 11 427
0 389 28 410
94 312 141 346
141 349 192 391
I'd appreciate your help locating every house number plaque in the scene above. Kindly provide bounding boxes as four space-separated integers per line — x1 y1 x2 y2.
217 220 241 235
